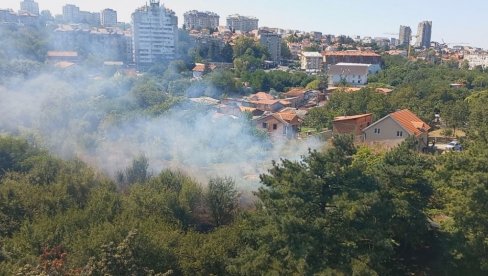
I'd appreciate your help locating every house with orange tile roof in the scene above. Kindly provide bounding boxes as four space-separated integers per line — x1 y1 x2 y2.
248 92 275 101
253 110 301 138
249 99 289 112
333 113 372 139
362 109 430 150
192 63 207 78
283 88 318 108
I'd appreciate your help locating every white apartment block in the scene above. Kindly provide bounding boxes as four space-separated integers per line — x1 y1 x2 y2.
464 53 488 69
183 10 219 30
226 14 258 33
328 63 370 86
300 52 322 73
131 0 178 70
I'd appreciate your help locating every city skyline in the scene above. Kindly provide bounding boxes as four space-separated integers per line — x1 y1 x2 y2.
2 0 487 48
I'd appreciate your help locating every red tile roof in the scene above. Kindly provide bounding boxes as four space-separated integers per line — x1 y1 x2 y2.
193 63 206 72
284 87 309 97
390 109 430 136
249 92 275 101
323 50 381 57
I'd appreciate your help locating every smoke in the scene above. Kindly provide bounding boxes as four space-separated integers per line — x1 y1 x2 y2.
0 71 323 189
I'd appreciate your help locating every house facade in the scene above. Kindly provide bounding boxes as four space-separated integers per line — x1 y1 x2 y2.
283 88 317 108
328 63 370 86
254 111 301 138
300 52 322 73
362 109 430 150
333 113 372 139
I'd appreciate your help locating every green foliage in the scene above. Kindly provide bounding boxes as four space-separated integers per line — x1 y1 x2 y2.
84 230 173 276
204 70 241 97
232 36 269 75
0 25 48 62
206 177 238 227
241 70 315 92
304 89 391 130
117 155 151 186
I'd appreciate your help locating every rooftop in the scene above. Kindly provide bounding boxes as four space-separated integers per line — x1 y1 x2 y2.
390 109 431 136
47 51 78 57
323 50 381 57
301 52 322 57
334 113 372 122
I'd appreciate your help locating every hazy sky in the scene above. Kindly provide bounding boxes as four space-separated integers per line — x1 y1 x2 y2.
3 0 487 48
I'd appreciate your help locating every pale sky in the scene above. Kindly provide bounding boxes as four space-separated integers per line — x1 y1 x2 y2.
3 0 488 48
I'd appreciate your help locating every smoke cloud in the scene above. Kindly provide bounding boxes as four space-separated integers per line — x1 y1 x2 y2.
0 71 323 189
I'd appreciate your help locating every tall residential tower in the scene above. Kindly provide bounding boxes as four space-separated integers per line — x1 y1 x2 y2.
398 25 411 46
101 8 117 27
131 0 178 70
259 31 282 64
415 21 432 48
20 0 39 15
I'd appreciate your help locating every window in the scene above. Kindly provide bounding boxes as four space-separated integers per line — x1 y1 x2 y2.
374 128 381 134
397 131 403 137
273 124 278 130
262 122 267 128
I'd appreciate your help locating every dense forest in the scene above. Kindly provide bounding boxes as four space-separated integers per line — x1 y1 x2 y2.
1 86 488 274
1 105 488 275
1 24 488 275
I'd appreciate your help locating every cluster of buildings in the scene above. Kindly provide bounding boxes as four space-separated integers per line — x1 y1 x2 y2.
193 88 324 138
3 1 486 73
298 50 382 86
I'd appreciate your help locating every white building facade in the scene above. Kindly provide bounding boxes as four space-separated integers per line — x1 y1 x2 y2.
226 14 258 32
328 63 370 86
183 10 219 30
131 0 178 70
300 52 322 73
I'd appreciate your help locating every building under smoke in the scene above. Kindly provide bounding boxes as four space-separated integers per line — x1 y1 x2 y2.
20 0 39 16
131 0 178 70
101 8 117 27
51 25 132 64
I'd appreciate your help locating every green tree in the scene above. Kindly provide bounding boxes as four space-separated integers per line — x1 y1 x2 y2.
206 177 238 227
117 155 151 186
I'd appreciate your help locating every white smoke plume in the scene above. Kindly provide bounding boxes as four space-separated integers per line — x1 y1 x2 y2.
0 72 323 189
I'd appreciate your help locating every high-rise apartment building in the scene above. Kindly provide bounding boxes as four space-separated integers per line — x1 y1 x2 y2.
79 11 100 26
226 14 258 32
62 4 80 23
131 0 178 70
20 0 39 15
101 8 117 27
398 25 411 46
415 21 432 48
259 31 282 64
183 10 219 30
